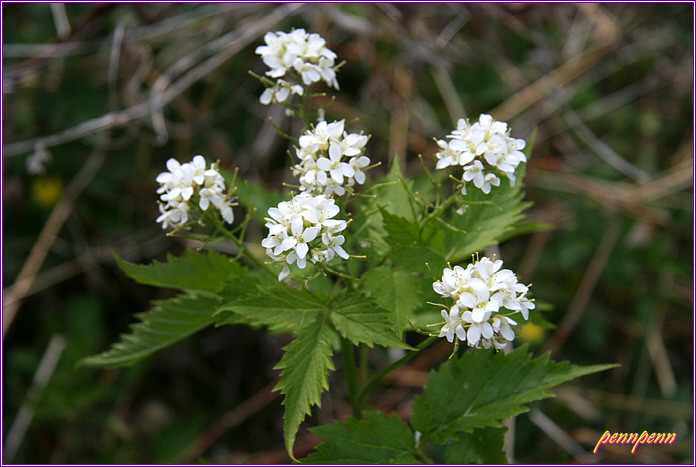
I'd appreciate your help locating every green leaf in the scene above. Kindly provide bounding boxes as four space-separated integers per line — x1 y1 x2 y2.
381 210 448 274
410 345 616 445
80 293 221 367
114 249 244 293
446 189 529 263
445 427 508 464
444 155 534 263
235 178 286 223
215 280 326 333
353 158 420 259
274 317 336 459
361 266 423 330
329 294 412 349
372 156 416 220
304 411 420 464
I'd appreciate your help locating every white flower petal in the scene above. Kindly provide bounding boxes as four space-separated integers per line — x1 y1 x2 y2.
296 242 309 259
467 325 481 346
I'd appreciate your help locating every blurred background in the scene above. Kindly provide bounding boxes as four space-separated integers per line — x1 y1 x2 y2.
3 3 693 463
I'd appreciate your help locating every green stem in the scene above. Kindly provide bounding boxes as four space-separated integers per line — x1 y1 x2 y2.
208 212 276 278
422 191 459 225
399 177 420 220
299 82 314 128
356 336 437 405
341 337 362 418
415 446 436 464
418 153 444 202
359 345 369 388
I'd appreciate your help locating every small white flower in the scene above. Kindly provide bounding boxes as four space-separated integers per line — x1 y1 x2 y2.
262 193 349 280
317 146 355 184
462 160 484 185
433 114 527 194
255 29 339 105
434 139 461 170
461 309 494 347
457 278 499 322
293 120 371 197
491 316 517 341
323 233 349 260
439 306 467 343
432 256 532 350
350 155 370 184
259 79 304 105
155 156 236 230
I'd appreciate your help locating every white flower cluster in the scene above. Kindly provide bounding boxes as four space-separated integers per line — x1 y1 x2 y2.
292 120 370 196
255 29 339 105
155 156 235 230
435 114 527 194
262 193 348 281
433 257 534 350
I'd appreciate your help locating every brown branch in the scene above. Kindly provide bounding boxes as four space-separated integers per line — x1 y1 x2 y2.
3 149 106 336
4 4 303 157
174 379 280 464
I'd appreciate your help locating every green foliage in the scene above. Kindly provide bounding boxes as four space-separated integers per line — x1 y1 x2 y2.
360 266 423 330
381 210 448 274
114 249 245 293
218 285 410 456
446 174 530 263
6 4 691 464
273 318 336 459
304 411 420 464
215 280 325 333
372 157 417 220
83 250 249 367
329 294 413 349
80 293 221 367
410 345 616 445
235 178 286 223
305 346 614 463
353 157 415 256
444 427 508 464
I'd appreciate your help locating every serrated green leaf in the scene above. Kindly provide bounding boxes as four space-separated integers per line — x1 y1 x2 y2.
274 318 336 459
445 162 531 262
381 209 422 247
410 345 616 445
444 426 508 464
329 294 412 350
381 210 448 274
373 156 416 220
353 158 420 259
114 249 244 293
392 246 449 277
215 280 326 333
304 411 420 464
80 293 221 367
361 266 423 330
